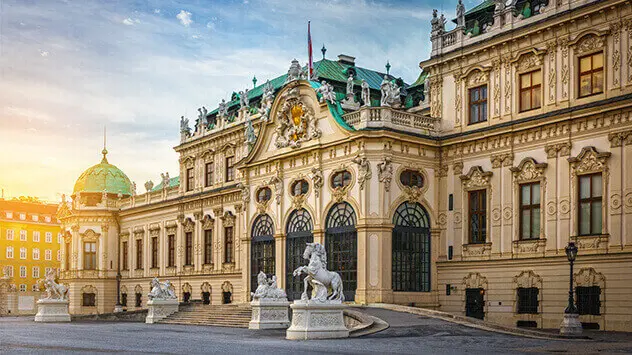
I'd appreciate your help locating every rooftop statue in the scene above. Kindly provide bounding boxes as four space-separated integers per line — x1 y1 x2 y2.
456 0 466 27
361 80 370 107
160 172 170 189
260 80 275 121
148 277 177 300
131 182 137 196
218 99 228 119
286 59 302 82
144 180 154 192
293 242 344 303
380 75 401 107
431 9 446 34
41 269 68 301
180 116 191 141
317 80 336 104
494 0 506 13
244 117 257 145
346 74 354 97
251 271 288 300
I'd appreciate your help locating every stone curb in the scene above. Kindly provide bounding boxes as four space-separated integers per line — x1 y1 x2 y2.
344 308 389 337
366 303 590 341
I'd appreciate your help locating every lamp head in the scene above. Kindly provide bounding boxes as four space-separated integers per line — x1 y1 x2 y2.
565 241 578 262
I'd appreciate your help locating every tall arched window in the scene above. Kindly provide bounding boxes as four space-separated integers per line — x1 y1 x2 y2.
325 202 357 301
251 214 275 296
392 202 431 292
285 209 313 301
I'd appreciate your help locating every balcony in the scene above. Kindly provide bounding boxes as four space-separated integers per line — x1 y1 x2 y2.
342 107 439 136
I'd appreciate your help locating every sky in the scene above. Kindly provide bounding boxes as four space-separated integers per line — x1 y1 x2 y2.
0 0 482 202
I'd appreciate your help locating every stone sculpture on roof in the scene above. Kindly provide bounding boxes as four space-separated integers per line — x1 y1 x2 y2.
218 99 228 119
456 0 466 27
346 74 354 97
144 180 154 192
180 116 191 141
316 80 336 104
361 80 370 107
286 59 302 82
244 116 257 146
380 75 401 107
260 80 275 121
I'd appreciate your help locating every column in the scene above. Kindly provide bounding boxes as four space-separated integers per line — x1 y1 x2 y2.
213 208 223 272
194 212 203 272
544 144 559 253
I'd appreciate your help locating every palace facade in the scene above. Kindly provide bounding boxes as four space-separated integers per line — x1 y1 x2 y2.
58 0 632 331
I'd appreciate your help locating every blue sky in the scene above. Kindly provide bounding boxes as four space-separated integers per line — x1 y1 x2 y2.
0 0 482 201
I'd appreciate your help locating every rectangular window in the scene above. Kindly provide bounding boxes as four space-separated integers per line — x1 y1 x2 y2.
19 284 26 292
136 239 143 269
121 293 127 307
84 242 96 270
20 247 27 259
20 266 26 278
468 85 488 124
33 248 40 260
468 190 487 243
576 286 601 315
205 162 214 187
519 70 542 112
517 287 539 314
32 267 40 278
32 284 40 291
520 182 541 240
186 167 194 192
224 226 233 263
151 237 158 268
6 229 14 240
135 293 142 307
578 52 604 98
45 232 52 243
45 267 51 275
20 230 27 241
45 216 51 223
45 249 52 260
578 173 602 236
225 156 235 182
57 250 61 261
122 241 128 270
204 229 213 264
6 266 13 277
6 246 13 259
185 232 193 266
82 293 96 307
167 235 175 267
33 231 40 242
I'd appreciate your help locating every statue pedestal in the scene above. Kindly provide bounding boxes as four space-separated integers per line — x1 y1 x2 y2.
145 299 179 324
34 299 70 323
559 313 583 336
286 300 349 340
249 298 290 329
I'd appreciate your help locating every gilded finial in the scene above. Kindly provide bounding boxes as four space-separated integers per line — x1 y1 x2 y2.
101 126 108 163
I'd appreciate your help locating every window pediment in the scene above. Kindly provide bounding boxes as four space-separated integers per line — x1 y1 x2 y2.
81 229 100 242
511 49 545 72
567 146 611 175
459 66 491 87
513 270 543 289
179 155 195 167
510 158 547 182
460 166 492 189
570 30 608 55
183 218 195 233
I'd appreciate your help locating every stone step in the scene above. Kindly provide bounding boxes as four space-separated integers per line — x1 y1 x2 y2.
156 304 252 328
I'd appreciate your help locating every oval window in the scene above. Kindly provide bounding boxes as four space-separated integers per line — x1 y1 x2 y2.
256 187 272 202
331 170 352 189
291 180 309 196
400 170 424 188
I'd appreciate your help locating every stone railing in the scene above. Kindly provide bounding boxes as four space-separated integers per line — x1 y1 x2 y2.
341 107 439 136
59 269 112 279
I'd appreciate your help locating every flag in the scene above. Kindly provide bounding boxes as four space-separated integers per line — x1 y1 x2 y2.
308 21 313 79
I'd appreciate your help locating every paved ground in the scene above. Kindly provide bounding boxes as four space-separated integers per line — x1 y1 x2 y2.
1 308 631 354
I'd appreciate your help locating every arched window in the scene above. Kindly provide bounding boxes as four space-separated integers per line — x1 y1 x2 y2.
291 180 309 196
331 170 352 189
400 170 424 188
325 202 357 301
251 214 275 296
392 202 431 292
285 209 314 301
256 187 272 203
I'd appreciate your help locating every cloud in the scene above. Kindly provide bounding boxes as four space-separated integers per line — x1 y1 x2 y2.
176 10 192 27
40 50 49 57
122 17 134 25
153 9 161 14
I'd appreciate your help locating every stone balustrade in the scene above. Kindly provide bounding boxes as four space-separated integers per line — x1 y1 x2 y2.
342 107 439 136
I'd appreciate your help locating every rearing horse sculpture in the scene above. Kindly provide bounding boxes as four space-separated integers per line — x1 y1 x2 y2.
293 242 344 302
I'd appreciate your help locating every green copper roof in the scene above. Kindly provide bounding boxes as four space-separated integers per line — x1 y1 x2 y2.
310 81 355 131
409 71 429 89
151 176 180 191
73 150 132 196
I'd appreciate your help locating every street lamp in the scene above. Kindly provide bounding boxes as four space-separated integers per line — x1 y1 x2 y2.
560 241 582 336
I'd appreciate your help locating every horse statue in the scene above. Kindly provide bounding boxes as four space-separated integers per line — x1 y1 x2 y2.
293 242 344 303
148 277 177 300
41 269 68 301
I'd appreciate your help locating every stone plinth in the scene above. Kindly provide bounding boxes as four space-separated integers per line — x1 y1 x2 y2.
34 299 70 322
286 300 349 340
145 299 179 324
559 313 583 336
249 298 290 329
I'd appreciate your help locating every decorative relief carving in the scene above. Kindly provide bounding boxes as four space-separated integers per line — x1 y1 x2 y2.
608 130 632 147
202 215 215 230
513 239 547 254
574 267 605 287
462 243 492 258
220 212 236 227
454 212 462 227
460 166 492 189
310 167 324 198
513 270 543 288
546 201 557 220
503 57 511 113
462 272 488 289
574 235 608 250
453 162 464 176
559 198 571 218
626 19 632 84
510 158 547 182
558 37 569 99
491 207 501 226
403 186 423 203
183 218 195 233
545 142 572 158
612 22 622 87
275 96 321 149
568 146 611 175
490 153 513 169
610 193 622 212
352 155 372 191
438 212 447 226
573 33 605 55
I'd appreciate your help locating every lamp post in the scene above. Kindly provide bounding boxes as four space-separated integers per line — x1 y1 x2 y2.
560 241 582 336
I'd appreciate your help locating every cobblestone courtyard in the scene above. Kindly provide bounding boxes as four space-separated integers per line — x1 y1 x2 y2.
1 309 632 354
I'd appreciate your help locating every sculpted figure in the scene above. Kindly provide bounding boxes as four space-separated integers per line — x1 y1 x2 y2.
310 167 324 197
180 116 191 140
346 74 354 97
239 91 246 109
131 182 137 196
377 157 393 192
352 155 372 190
361 80 370 107
251 271 288 300
148 277 176 300
456 0 466 27
218 99 228 118
41 269 68 301
286 59 302 82
260 80 275 121
144 180 154 192
317 80 336 104
244 117 256 145
237 182 250 204
293 243 344 302
380 76 401 107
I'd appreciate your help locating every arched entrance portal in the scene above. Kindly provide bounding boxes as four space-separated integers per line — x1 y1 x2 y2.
392 202 431 292
325 202 357 301
285 209 314 301
251 214 275 296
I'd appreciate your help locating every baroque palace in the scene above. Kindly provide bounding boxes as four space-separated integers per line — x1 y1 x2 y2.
57 0 632 331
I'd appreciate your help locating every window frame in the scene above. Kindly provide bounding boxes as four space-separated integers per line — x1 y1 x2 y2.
291 179 309 196
122 241 128 271
518 70 542 112
204 229 213 265
577 173 602 236
331 170 352 189
151 236 158 269
576 286 601 315
256 187 272 203
167 235 175 267
519 182 541 240
224 226 234 263
205 162 214 187
225 156 235 182
516 287 539 314
186 167 194 192
468 84 488 125
135 239 143 270
468 189 487 244
83 242 96 270
82 292 96 307
184 231 193 266
577 52 604 99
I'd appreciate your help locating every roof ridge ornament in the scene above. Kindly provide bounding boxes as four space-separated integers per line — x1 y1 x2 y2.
101 126 108 163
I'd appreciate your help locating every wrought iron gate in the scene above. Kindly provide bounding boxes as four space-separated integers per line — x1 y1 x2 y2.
325 202 357 301
392 202 431 292
251 214 275 295
285 209 314 301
